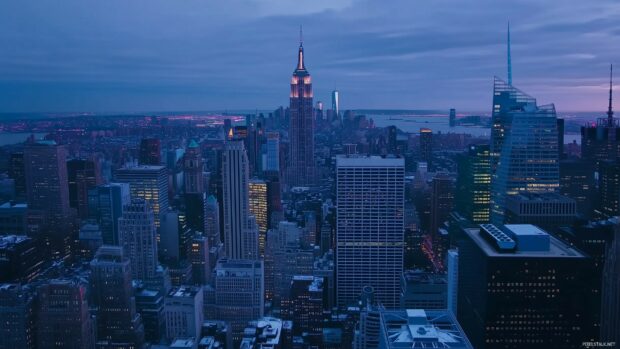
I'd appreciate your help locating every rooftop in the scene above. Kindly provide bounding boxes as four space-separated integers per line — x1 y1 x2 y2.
167 285 201 298
465 224 585 258
336 155 404 168
380 309 473 348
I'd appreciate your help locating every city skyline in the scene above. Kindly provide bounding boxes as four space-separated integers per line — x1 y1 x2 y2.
1 2 619 348
1 1 620 113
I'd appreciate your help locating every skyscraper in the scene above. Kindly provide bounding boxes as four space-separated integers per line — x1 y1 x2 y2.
598 159 620 218
212 259 264 344
288 275 324 346
204 195 221 248
336 156 405 308
490 87 559 223
331 90 340 120
600 223 620 343
0 284 35 349
419 128 433 168
455 144 491 223
90 246 145 348
139 138 161 166
264 132 280 173
288 32 316 187
8 152 26 199
118 199 159 282
449 108 456 127
490 77 537 174
67 158 102 218
37 279 95 349
249 179 268 257
458 224 595 348
430 173 454 235
221 141 258 260
164 286 204 340
24 142 70 212
581 65 620 168
23 140 72 258
115 165 169 226
88 183 131 245
183 140 204 194
559 158 595 218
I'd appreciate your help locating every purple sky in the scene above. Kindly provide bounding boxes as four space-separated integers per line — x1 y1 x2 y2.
0 0 619 113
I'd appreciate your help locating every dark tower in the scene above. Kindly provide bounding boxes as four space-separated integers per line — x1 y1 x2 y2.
288 26 316 187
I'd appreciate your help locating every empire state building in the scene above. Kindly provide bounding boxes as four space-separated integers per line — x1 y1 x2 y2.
288 35 316 187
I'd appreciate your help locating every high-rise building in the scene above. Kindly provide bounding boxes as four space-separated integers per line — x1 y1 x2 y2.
8 152 26 199
419 128 433 168
288 276 324 345
581 65 620 168
190 234 209 285
0 235 44 284
67 158 102 218
598 159 620 218
78 223 103 261
0 284 35 349
183 140 204 194
164 286 204 340
264 221 314 307
288 34 316 187
36 279 95 349
505 193 577 230
88 183 131 245
455 144 491 223
600 223 620 343
331 90 340 120
204 195 221 248
249 179 268 257
211 259 264 344
115 165 169 226
264 132 280 173
0 201 27 236
24 140 72 258
221 141 258 260
458 224 596 348
447 249 459 316
139 138 161 166
490 77 537 174
118 199 159 282
490 87 559 223
399 270 447 310
559 158 595 218
135 286 165 343
336 156 405 309
430 173 454 235
449 108 456 127
90 246 145 348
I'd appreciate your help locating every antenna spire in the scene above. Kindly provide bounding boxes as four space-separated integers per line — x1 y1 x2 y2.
507 21 513 85
608 64 614 123
299 25 303 47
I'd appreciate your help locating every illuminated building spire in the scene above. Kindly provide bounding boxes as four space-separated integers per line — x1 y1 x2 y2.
507 21 512 85
297 25 305 71
608 64 614 124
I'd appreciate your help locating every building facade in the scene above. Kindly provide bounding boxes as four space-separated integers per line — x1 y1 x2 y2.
336 156 405 309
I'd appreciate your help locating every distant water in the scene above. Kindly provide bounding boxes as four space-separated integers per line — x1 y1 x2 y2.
364 112 491 137
0 133 47 146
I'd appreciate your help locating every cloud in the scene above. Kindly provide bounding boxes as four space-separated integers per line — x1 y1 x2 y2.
0 0 619 112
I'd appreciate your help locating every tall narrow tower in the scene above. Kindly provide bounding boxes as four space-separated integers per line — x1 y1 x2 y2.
507 21 513 85
221 141 258 260
289 27 316 187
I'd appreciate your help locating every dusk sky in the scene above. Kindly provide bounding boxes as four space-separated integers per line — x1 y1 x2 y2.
1 0 619 113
